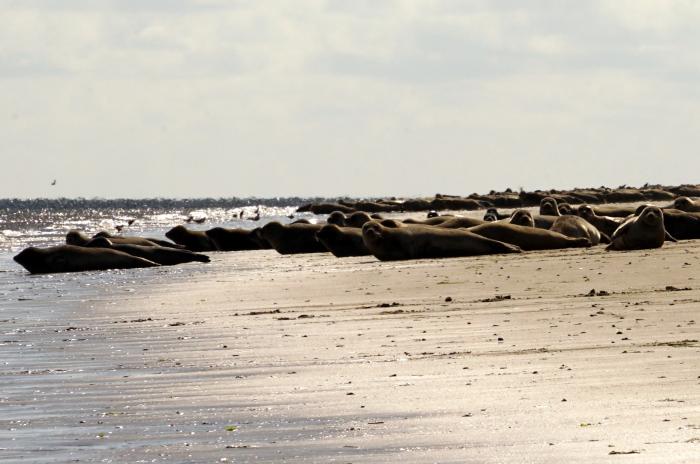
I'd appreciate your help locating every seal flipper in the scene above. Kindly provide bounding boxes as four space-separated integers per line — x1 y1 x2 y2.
665 231 678 242
599 232 611 244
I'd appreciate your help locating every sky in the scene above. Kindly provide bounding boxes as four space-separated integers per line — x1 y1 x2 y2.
1 0 699 199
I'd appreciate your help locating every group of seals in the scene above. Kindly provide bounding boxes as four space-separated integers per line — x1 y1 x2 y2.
14 193 700 273
483 196 693 252
14 229 210 274
361 221 521 261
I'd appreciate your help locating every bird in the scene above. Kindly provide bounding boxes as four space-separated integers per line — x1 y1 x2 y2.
51 179 56 186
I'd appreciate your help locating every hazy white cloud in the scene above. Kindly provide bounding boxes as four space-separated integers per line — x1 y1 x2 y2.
0 0 699 198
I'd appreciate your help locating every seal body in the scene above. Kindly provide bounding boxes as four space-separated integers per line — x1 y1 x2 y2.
557 202 574 215
539 197 560 216
361 221 521 261
469 222 591 251
607 206 667 251
591 205 638 218
403 216 453 226
577 205 623 238
661 210 700 240
435 217 486 229
14 245 159 274
205 227 265 251
92 231 183 249
165 226 217 252
509 210 535 228
670 196 700 212
346 212 374 228
86 238 210 265
550 216 605 245
484 208 510 221
67 230 172 248
327 211 347 227
316 225 370 257
260 222 327 254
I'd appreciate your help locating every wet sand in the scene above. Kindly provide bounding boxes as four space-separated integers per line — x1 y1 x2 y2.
1 241 699 463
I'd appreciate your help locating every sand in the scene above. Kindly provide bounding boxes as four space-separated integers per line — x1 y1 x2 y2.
1 240 699 463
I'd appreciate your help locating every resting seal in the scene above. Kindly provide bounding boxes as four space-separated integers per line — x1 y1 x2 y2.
550 216 607 245
660 210 700 240
435 217 486 228
403 216 453 226
484 208 510 221
509 211 558 229
607 206 668 251
316 224 371 257
67 230 168 248
327 211 347 227
539 197 560 216
346 212 374 228
577 205 623 238
14 245 159 274
509 210 535 228
670 196 700 212
361 221 521 261
468 222 591 251
93 231 183 249
260 222 327 254
205 227 266 251
86 237 210 265
590 205 638 218
557 202 574 215
165 226 217 252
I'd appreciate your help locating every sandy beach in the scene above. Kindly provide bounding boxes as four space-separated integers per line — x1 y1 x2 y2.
2 239 699 463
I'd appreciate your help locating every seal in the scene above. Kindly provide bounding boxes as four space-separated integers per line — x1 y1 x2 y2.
557 202 574 215
660 209 700 240
633 205 682 242
550 215 607 245
346 212 374 228
468 222 591 251
403 215 454 226
260 222 327 254
435 217 486 228
13 245 159 274
509 211 557 229
607 206 668 251
361 221 521 261
577 205 623 238
327 211 347 227
67 230 167 248
92 231 184 249
590 205 638 218
509 209 535 228
204 227 266 251
484 208 510 221
86 237 210 265
165 225 218 252
671 196 700 212
316 224 371 257
539 197 560 216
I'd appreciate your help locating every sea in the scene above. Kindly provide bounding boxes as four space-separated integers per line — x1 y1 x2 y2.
0 197 323 264
0 198 322 326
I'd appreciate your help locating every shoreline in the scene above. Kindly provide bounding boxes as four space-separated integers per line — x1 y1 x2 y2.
2 242 699 462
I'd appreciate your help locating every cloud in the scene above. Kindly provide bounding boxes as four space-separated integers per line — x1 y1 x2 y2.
0 1 698 197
